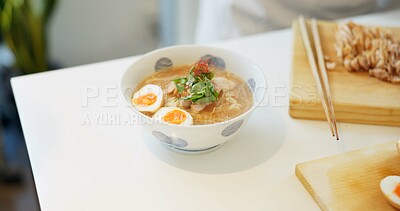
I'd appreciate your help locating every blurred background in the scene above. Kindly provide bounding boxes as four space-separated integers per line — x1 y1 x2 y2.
1 0 400 210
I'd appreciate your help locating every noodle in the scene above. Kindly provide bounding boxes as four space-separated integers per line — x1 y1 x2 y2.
135 65 253 125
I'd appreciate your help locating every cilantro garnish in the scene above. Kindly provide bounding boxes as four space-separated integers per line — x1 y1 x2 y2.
173 59 219 104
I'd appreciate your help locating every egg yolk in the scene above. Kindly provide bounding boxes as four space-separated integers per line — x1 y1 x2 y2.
133 93 157 106
162 110 187 124
394 183 400 197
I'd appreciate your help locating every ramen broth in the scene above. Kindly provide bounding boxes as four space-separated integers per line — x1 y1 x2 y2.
134 65 253 125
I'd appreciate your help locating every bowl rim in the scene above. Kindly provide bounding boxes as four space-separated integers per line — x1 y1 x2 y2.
120 44 267 129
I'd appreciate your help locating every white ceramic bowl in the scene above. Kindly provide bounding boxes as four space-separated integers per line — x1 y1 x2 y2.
120 45 266 154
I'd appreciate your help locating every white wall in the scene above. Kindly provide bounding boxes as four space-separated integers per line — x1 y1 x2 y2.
49 0 159 67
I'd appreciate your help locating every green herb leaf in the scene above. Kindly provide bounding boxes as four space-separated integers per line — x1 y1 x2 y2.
173 77 187 84
204 72 214 80
195 95 216 104
173 77 188 93
186 74 196 86
176 84 185 93
191 81 206 94
182 93 203 101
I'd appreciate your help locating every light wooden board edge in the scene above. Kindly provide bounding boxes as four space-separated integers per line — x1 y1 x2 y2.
295 166 329 211
289 102 400 126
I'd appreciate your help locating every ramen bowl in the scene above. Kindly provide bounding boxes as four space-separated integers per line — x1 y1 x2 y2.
120 45 266 154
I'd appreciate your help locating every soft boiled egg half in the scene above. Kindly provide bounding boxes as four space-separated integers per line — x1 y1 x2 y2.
131 84 164 113
380 175 400 209
153 107 193 125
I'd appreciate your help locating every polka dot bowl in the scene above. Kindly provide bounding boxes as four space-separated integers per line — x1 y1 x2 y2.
120 45 266 154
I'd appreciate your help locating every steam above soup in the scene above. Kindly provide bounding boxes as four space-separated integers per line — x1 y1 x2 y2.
132 59 253 125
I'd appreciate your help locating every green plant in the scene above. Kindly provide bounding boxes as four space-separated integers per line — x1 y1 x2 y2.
0 0 58 74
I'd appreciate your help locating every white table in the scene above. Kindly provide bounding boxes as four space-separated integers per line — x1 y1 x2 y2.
11 10 400 211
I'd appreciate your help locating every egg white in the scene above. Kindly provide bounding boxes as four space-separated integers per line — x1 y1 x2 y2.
132 84 164 113
153 107 193 125
380 175 400 209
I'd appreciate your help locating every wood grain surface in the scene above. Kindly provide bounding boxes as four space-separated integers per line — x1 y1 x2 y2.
296 141 400 211
289 20 400 126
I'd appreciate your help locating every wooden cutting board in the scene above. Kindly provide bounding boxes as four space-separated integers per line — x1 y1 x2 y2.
289 20 400 126
296 141 400 211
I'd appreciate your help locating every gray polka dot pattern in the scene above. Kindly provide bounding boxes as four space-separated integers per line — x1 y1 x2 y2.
200 54 226 69
221 120 244 137
152 131 172 144
247 78 256 92
152 131 188 147
200 54 213 61
170 137 188 147
155 57 173 71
